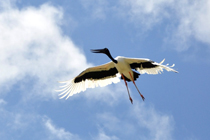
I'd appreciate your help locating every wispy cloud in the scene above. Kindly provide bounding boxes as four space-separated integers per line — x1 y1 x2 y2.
131 102 174 140
168 0 210 51
83 82 127 105
118 0 174 29
44 118 81 140
0 105 80 140
93 129 119 140
79 0 174 27
80 0 109 20
0 107 41 139
0 99 7 105
96 102 174 140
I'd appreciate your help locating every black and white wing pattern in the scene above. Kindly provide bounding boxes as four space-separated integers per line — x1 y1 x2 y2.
57 61 120 99
125 57 178 74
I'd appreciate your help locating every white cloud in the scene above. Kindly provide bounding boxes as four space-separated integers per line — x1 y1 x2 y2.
170 0 210 51
44 118 81 140
0 99 7 105
93 130 119 140
80 0 109 19
0 2 90 99
192 0 210 44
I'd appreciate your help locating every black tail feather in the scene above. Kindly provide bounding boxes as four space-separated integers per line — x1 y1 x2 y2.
121 71 140 82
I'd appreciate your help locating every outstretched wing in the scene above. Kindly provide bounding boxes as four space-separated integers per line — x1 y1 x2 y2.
125 57 178 74
57 61 120 99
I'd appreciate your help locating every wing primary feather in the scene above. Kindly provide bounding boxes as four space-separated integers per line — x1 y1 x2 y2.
63 84 75 99
58 84 72 96
159 58 165 64
59 88 70 99
57 82 72 92
58 80 73 90
68 83 77 98
59 80 76 99
59 82 72 88
171 64 175 67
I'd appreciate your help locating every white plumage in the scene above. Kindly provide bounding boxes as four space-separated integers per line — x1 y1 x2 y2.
57 48 178 104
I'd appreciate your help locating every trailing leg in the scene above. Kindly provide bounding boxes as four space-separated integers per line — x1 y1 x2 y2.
129 72 145 101
121 74 133 104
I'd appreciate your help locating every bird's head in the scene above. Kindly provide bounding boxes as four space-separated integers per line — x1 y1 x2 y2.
91 48 110 55
91 48 117 63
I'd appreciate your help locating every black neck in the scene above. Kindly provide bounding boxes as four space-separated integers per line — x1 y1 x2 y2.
106 53 118 64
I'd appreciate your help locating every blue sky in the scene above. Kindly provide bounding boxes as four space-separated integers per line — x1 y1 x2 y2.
0 0 210 139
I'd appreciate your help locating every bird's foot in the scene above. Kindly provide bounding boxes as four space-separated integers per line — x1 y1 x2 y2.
129 97 133 104
141 94 145 101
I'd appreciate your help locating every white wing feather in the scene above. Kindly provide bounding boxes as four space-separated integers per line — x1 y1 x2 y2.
57 76 120 99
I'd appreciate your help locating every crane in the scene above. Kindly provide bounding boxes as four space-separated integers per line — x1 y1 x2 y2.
57 48 178 104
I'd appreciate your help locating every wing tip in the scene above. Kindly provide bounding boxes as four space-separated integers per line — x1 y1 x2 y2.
159 58 165 64
174 70 179 73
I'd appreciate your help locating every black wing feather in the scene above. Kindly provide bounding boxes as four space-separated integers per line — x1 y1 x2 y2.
74 67 118 83
130 61 158 70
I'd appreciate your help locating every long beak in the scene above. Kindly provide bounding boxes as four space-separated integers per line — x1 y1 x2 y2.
91 49 105 53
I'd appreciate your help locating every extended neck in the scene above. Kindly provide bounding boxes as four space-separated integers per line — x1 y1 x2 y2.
106 53 118 64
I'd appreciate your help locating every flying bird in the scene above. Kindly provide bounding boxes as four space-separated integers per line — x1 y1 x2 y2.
57 48 178 104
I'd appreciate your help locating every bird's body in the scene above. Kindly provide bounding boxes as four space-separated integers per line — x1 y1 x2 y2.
57 48 178 103
115 56 133 80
